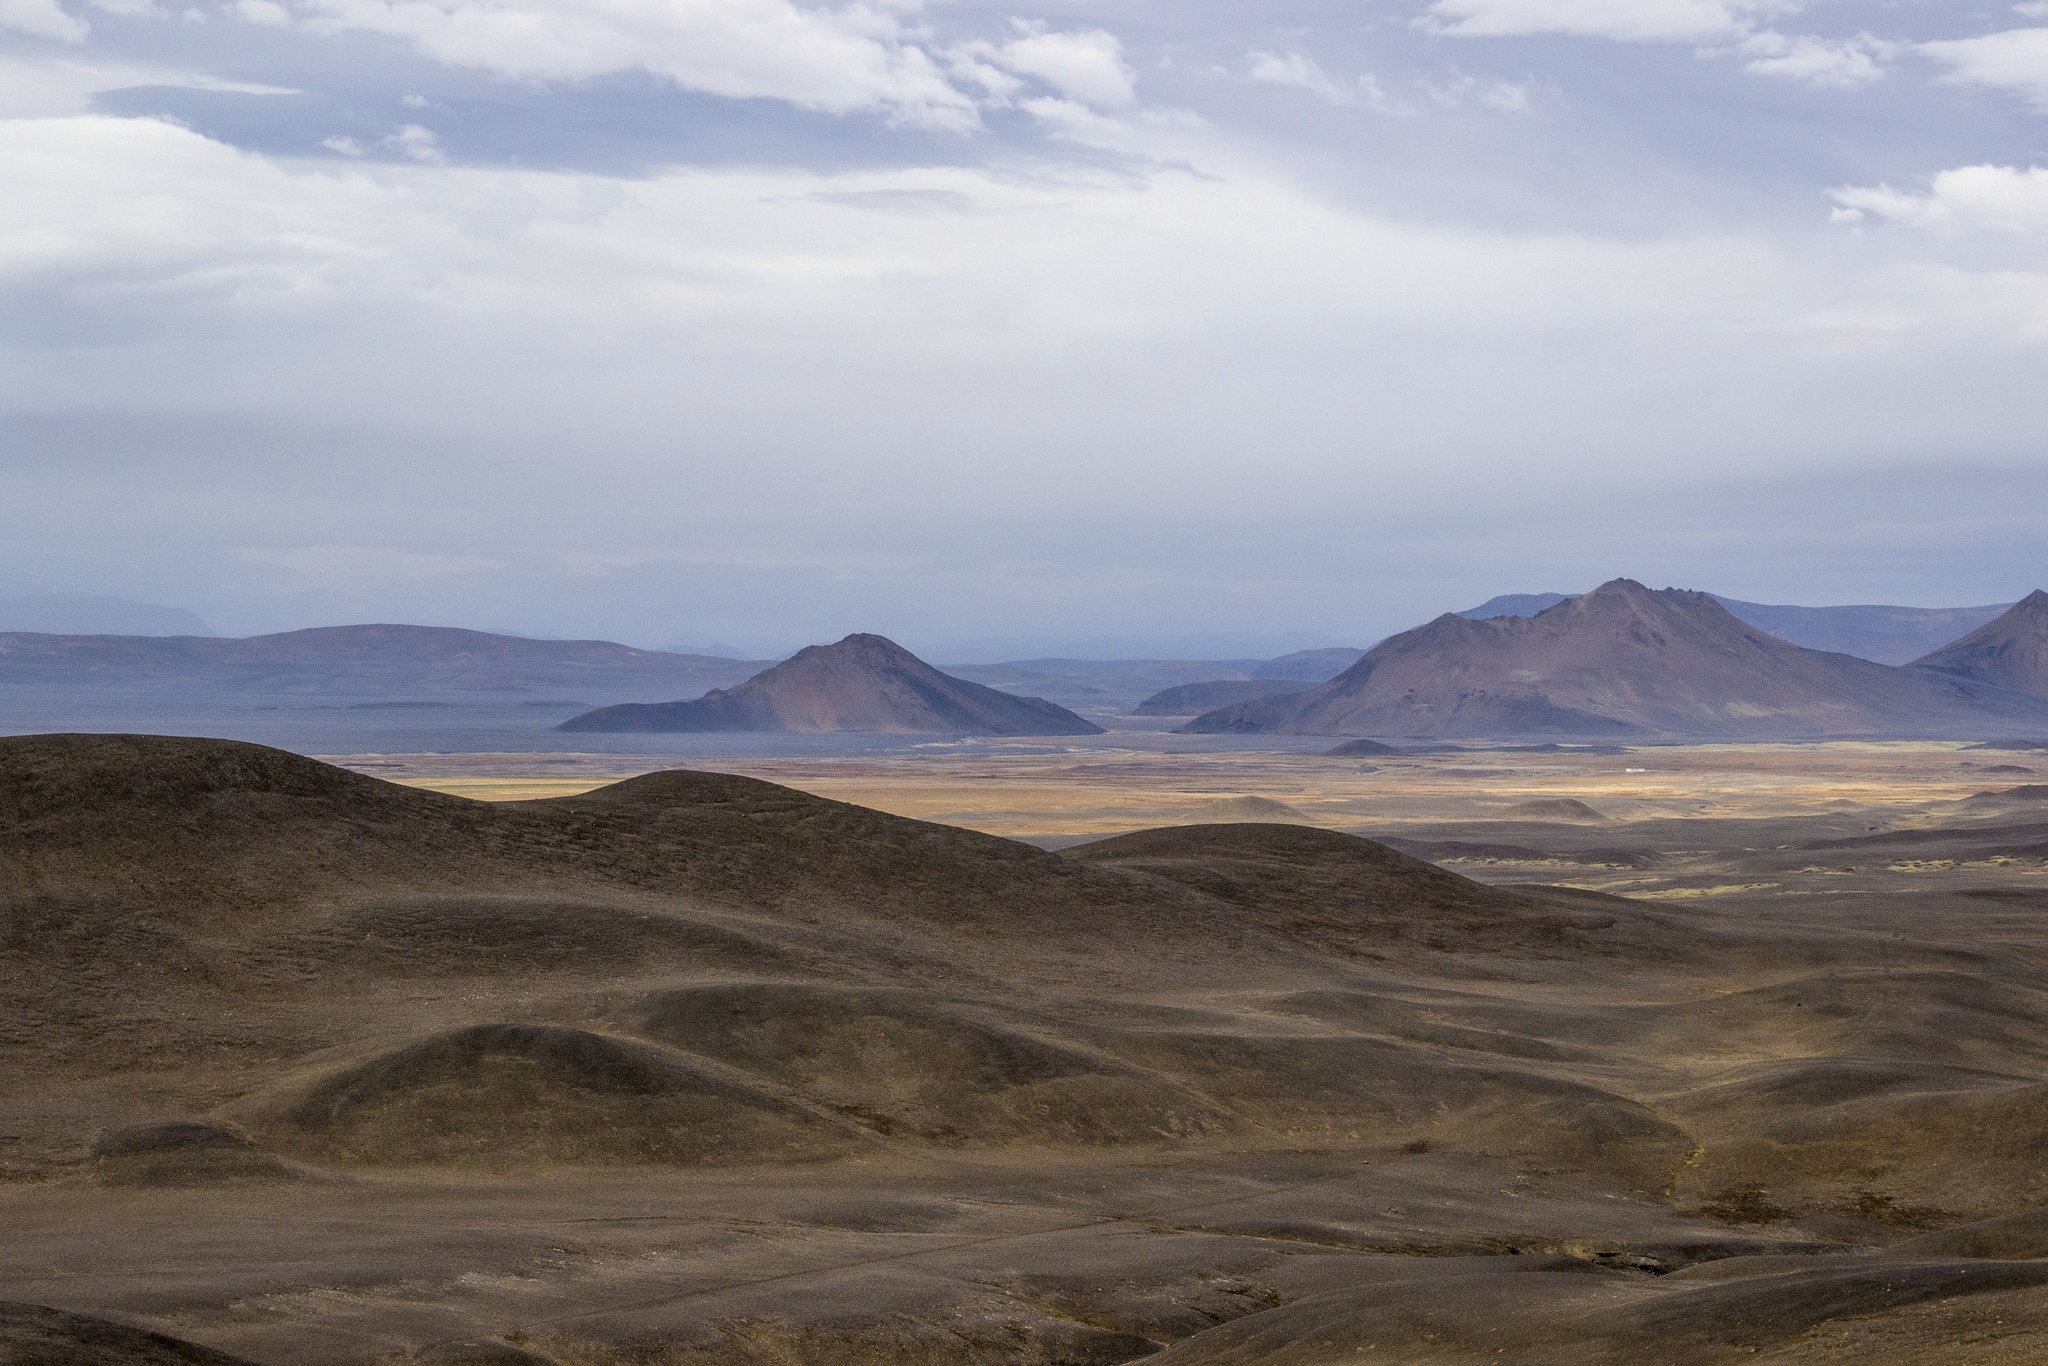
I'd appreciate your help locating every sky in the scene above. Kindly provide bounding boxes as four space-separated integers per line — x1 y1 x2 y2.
2 0 2047 659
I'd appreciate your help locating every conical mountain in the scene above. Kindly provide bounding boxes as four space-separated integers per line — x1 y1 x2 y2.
1181 580 2048 740
1911 590 2048 699
558 633 1105 735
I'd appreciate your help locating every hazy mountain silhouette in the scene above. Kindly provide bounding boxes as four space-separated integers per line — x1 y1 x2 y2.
0 623 765 700
559 633 1105 734
1913 591 2048 699
0 594 213 637
1250 647 1367 680
1185 579 2048 740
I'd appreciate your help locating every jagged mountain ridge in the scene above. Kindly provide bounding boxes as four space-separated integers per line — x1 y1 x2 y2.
1460 591 2015 666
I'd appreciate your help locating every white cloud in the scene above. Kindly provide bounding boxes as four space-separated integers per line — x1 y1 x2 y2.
0 0 88 41
232 0 287 22
1921 27 2048 109
291 0 981 129
321 134 366 155
968 23 1136 108
1421 0 1797 43
382 123 446 163
1830 165 2048 233
0 53 296 116
1425 72 1533 111
1738 31 1896 87
1423 1 1897 91
1248 51 1357 106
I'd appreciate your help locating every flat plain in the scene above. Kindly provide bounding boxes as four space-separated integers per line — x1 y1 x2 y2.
6 732 2048 1365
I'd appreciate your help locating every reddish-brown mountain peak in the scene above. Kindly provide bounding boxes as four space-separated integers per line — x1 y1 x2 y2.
1912 590 2048 698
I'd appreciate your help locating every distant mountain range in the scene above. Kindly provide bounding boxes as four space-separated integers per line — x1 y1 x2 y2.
0 594 213 637
1186 580 2048 740
0 624 768 702
1460 591 2014 666
559 634 1103 735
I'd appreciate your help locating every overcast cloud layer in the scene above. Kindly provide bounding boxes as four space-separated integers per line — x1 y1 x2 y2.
2 0 2046 657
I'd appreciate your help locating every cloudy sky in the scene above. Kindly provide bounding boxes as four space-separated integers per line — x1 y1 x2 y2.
3 0 2046 657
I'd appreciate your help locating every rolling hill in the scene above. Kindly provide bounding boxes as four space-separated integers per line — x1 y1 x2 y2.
558 633 1105 734
12 734 2048 1362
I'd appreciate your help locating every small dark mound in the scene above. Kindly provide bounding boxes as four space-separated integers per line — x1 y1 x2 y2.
1967 738 2048 751
640 984 1217 1144
1500 798 1610 823
1887 1210 2048 1260
1965 784 2048 805
1983 764 2038 775
1186 795 1316 824
89 1122 296 1188
0 1301 260 1365
264 1024 851 1167
92 1122 250 1159
1326 738 1401 756
541 766 810 810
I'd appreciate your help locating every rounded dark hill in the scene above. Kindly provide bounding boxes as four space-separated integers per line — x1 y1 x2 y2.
1326 738 1403 756
637 983 1224 1144
559 633 1104 735
1913 590 2048 698
1064 823 1694 963
0 734 510 921
259 1024 858 1168
1180 579 2048 740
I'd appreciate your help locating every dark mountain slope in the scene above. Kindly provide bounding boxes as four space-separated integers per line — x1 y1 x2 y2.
1183 580 2048 740
559 633 1103 734
1913 590 2048 698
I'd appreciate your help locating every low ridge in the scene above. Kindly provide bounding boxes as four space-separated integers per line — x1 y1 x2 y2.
1133 679 1313 715
1181 580 2048 740
558 633 1104 735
